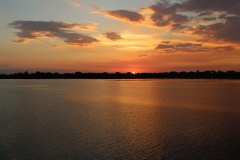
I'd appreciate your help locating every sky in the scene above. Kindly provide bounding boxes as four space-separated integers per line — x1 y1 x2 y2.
1 0 240 73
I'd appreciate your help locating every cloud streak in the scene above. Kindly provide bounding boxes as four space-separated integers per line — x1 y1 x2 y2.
94 8 145 23
52 45 62 48
155 41 234 54
9 21 99 46
103 32 123 41
68 0 81 8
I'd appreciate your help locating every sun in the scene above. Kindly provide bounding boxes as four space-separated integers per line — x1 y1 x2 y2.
132 72 136 74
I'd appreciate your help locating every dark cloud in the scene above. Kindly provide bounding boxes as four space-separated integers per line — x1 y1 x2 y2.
149 2 189 27
148 0 240 43
201 17 216 21
104 9 145 23
12 38 27 43
191 16 240 43
181 0 240 15
149 0 240 27
94 7 145 23
218 14 227 19
161 41 170 44
212 46 235 52
103 32 123 41
55 32 99 46
171 23 189 31
155 44 175 49
8 21 99 46
175 43 202 47
155 41 234 53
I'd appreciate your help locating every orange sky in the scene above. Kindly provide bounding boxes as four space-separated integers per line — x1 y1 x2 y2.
1 0 240 73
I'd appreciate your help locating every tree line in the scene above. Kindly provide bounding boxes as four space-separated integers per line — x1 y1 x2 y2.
0 70 240 79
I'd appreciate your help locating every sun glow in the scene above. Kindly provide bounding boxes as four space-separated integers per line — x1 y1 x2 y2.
132 72 136 74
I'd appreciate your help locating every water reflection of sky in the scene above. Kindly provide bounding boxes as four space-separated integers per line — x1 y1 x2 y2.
66 79 240 113
1 79 240 159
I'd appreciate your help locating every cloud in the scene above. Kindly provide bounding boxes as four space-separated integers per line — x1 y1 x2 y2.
198 11 214 17
148 0 236 27
171 23 189 31
155 41 234 54
103 32 123 41
161 41 170 44
202 17 216 21
212 46 235 52
68 0 81 8
148 1 189 27
52 45 62 48
13 38 28 43
138 54 148 57
155 44 175 49
94 8 145 23
8 21 99 46
147 0 240 43
181 0 240 16
191 16 240 43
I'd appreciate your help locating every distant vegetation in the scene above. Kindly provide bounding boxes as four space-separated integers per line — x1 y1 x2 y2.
0 70 240 79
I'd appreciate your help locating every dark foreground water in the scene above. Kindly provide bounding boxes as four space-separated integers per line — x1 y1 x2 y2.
0 79 240 159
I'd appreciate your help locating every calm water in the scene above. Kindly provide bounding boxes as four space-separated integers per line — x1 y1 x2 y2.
0 79 240 159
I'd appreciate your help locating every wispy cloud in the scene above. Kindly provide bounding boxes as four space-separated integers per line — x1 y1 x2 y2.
52 45 62 48
68 0 81 8
155 41 235 54
198 11 214 17
138 54 148 57
0 64 9 68
103 32 123 41
9 21 99 47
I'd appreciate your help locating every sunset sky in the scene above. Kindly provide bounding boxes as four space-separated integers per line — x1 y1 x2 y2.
1 0 240 73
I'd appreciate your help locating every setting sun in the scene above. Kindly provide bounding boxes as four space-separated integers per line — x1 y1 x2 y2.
132 72 136 74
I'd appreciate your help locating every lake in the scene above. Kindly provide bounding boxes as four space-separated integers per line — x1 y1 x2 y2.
0 79 240 159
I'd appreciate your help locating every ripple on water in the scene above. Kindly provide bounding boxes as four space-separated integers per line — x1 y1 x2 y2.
0 79 240 159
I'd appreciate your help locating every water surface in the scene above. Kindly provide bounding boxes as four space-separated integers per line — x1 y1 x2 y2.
0 79 240 159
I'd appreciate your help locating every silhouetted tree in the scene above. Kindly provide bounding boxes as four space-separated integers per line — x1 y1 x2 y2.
1 70 240 79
